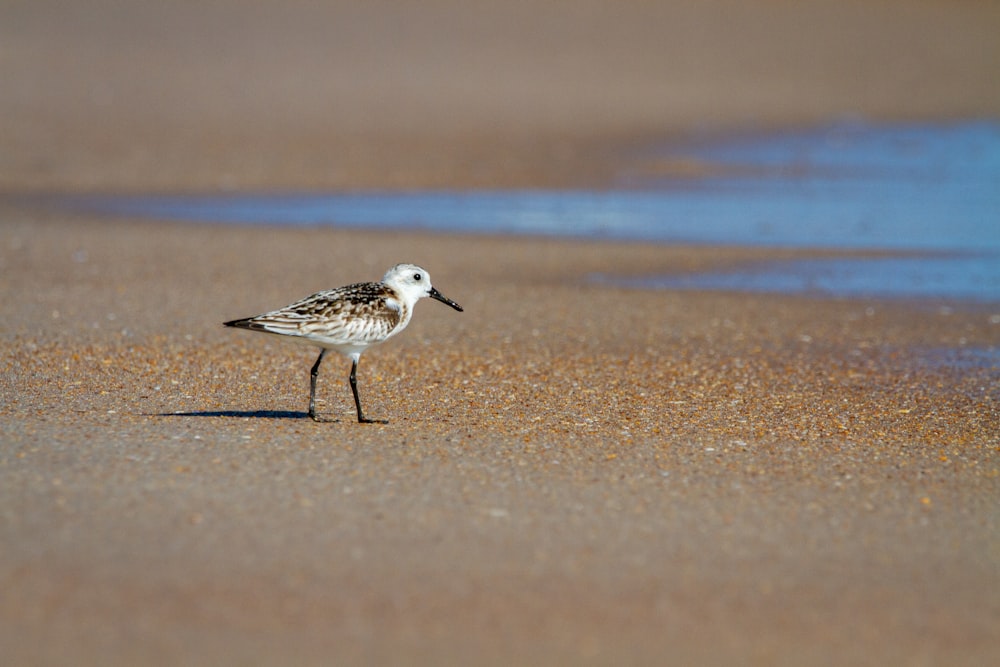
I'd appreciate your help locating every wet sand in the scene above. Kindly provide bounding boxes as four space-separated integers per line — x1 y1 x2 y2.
2 1 1000 665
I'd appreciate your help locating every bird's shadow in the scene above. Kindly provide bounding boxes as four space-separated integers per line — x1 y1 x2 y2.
158 410 308 420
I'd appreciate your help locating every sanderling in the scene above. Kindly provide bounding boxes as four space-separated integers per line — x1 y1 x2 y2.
224 263 463 423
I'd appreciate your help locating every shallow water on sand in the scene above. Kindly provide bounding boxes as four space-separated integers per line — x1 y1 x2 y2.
50 121 1000 302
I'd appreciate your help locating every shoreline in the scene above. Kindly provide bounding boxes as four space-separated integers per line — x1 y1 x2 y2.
3 1 999 663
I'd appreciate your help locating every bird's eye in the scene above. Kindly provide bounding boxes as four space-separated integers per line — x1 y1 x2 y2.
413 273 422 281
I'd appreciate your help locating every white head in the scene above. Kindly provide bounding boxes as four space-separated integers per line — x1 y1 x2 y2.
382 264 463 311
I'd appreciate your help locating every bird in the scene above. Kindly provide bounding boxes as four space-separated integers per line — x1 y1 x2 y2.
224 263 463 423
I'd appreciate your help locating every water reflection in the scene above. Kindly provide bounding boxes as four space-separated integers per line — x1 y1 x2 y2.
41 121 1000 302
597 253 1000 303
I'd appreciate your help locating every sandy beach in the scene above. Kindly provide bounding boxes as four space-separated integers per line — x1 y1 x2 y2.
2 1 999 665
4 0 1000 191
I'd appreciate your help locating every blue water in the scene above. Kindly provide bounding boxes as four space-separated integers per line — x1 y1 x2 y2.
58 121 1000 302
601 254 1000 302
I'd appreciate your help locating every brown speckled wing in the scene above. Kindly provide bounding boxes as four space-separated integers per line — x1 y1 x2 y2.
225 282 403 345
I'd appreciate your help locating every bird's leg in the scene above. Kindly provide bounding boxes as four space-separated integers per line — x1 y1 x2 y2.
308 349 329 422
350 357 387 424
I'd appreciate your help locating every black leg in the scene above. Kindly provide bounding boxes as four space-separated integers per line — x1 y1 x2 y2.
350 357 387 424
308 349 327 422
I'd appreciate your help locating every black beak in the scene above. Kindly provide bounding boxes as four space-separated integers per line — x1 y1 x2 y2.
429 287 463 311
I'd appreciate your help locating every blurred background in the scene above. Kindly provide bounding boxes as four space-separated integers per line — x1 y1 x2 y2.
3 0 999 191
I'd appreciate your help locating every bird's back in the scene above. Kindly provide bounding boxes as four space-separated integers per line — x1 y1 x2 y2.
224 282 407 352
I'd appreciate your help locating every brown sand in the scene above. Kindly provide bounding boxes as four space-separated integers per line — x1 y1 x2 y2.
3 217 998 665
2 1 1000 665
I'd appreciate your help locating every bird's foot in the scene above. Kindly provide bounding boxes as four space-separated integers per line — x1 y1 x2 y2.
358 416 389 424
